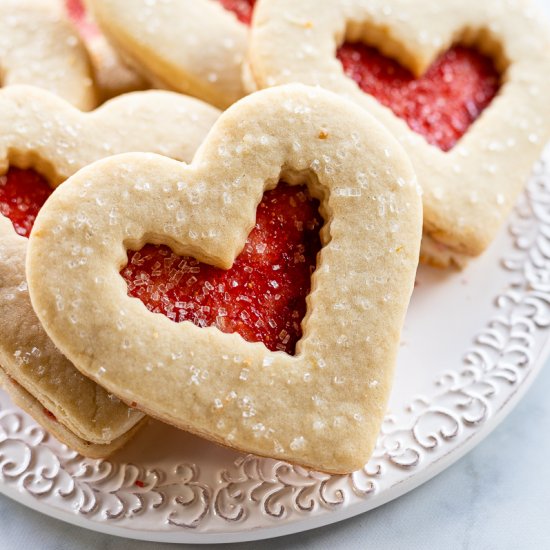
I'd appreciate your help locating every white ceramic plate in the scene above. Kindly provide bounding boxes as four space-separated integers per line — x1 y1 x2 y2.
0 144 549 544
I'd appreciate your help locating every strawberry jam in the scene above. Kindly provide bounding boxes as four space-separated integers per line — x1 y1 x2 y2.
122 184 322 355
0 168 53 238
65 0 99 39
43 408 58 422
218 0 255 25
337 44 500 151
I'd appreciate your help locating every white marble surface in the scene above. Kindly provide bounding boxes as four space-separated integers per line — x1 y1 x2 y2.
0 358 549 550
1 1 550 548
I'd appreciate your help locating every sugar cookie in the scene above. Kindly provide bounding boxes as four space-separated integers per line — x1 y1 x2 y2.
87 0 249 108
249 0 550 266
27 85 422 473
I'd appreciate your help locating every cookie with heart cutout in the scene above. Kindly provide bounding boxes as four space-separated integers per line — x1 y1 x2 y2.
248 0 550 267
0 0 97 110
64 0 149 101
0 85 220 456
86 0 250 108
27 84 423 474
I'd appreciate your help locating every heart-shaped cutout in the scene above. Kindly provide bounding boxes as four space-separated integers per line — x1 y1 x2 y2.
249 0 550 266
27 85 422 473
0 86 219 455
0 0 97 109
88 0 249 108
337 43 500 152
123 184 322 355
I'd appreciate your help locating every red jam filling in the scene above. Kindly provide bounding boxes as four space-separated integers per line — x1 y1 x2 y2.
122 184 322 355
218 0 256 25
337 44 500 151
43 408 57 422
65 0 99 39
0 168 53 238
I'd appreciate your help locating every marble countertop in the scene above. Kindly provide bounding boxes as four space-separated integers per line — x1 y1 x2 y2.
0 358 549 550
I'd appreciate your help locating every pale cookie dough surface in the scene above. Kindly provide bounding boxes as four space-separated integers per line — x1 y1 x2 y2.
0 216 142 445
0 85 220 186
27 85 423 474
0 0 97 110
64 0 149 101
0 86 219 448
249 0 550 263
87 0 249 108
0 367 147 459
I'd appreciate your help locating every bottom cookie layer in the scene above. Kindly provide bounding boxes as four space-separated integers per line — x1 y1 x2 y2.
420 232 470 269
0 368 146 458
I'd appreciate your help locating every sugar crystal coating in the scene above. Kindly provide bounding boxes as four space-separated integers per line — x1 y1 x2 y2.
122 184 322 355
337 44 500 151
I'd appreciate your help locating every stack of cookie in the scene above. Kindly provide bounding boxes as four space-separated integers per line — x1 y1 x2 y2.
0 0 549 473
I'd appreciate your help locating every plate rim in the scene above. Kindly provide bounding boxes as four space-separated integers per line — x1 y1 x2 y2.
0 342 546 545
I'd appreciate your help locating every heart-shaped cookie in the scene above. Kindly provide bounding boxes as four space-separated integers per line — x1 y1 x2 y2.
64 0 149 100
0 85 219 456
87 0 249 108
27 85 422 473
249 0 550 266
0 0 97 110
